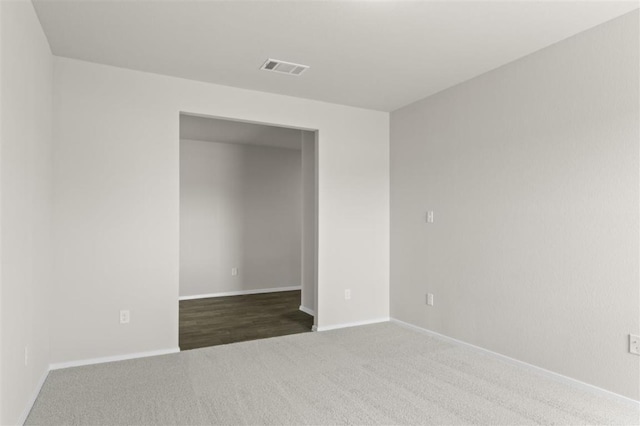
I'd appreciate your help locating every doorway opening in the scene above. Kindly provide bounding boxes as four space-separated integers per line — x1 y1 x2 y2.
178 113 318 350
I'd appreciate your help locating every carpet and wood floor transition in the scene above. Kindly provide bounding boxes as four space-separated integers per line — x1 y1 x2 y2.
179 290 314 350
26 322 638 425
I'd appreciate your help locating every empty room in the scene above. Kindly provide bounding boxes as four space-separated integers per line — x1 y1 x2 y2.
179 114 317 349
1 1 638 425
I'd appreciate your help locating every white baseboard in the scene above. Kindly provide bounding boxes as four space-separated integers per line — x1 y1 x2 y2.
390 318 640 407
179 286 301 301
316 317 389 332
299 305 315 316
18 368 49 425
49 347 180 370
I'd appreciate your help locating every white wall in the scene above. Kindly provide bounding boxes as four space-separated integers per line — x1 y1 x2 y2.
180 139 302 297
390 11 639 400
301 131 317 315
0 0 53 423
52 57 389 364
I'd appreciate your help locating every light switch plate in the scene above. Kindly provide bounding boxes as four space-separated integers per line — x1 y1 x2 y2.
630 334 640 355
427 293 434 306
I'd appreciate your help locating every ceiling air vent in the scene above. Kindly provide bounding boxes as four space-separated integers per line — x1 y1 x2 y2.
260 59 309 76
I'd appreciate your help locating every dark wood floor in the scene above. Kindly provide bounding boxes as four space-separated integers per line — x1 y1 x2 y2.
179 290 314 350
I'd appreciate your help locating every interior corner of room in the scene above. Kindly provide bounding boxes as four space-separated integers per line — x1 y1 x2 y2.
1 0 639 425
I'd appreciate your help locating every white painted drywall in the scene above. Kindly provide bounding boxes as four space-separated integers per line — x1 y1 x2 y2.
0 0 53 423
301 131 317 315
51 57 389 364
180 139 302 297
180 114 304 150
390 11 639 400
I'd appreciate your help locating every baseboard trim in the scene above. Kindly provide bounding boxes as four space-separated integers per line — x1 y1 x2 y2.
316 317 389 332
179 286 301 301
299 305 315 316
18 368 49 425
390 318 640 407
49 347 180 371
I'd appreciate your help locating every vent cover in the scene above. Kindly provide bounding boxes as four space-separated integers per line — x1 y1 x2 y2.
261 59 309 76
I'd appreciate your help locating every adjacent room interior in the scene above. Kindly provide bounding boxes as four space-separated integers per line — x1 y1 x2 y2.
1 1 639 425
178 114 317 349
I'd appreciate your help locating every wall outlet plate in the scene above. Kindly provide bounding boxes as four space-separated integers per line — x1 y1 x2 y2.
344 289 351 300
427 293 434 306
120 310 130 324
630 334 640 355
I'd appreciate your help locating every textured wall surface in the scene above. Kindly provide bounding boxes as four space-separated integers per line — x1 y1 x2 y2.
0 0 53 423
390 11 639 399
52 57 389 364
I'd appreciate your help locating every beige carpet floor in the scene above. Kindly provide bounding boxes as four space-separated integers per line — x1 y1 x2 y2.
26 322 639 425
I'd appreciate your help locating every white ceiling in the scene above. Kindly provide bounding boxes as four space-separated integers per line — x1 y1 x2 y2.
33 1 638 112
180 114 308 150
